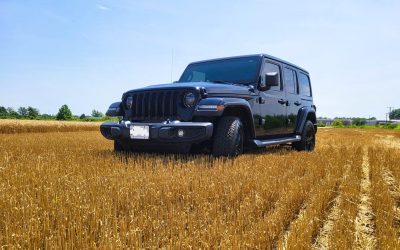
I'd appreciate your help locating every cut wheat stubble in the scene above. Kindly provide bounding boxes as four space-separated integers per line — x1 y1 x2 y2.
354 149 377 250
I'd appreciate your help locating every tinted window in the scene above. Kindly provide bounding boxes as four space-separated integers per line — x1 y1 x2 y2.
298 72 311 96
263 61 281 91
283 68 296 94
189 71 206 82
179 56 261 84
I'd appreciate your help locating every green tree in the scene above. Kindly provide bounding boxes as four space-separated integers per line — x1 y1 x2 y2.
332 119 343 127
27 106 40 119
7 107 19 118
91 109 104 118
79 114 86 119
41 114 55 120
18 107 28 117
0 106 8 118
389 108 400 120
352 117 366 126
56 105 73 120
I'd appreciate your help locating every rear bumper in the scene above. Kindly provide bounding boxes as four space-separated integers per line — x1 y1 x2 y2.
100 121 213 143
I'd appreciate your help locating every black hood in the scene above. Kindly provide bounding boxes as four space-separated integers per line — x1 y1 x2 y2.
125 82 253 97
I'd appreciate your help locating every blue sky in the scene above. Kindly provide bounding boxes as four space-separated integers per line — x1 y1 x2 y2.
1 0 399 119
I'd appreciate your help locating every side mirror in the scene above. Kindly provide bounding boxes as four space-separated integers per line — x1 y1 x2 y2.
105 102 123 117
257 79 268 91
266 72 279 87
257 72 279 91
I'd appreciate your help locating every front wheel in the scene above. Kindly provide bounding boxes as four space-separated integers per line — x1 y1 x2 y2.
212 116 244 157
293 120 316 151
114 140 125 152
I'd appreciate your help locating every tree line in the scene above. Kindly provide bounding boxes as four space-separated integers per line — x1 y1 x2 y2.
0 105 107 121
390 109 400 120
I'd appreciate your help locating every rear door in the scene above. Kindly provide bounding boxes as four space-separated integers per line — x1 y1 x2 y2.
283 66 302 134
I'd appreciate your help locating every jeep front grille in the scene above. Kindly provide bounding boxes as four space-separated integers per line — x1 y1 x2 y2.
125 90 182 121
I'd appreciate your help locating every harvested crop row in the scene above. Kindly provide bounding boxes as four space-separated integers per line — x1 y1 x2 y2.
385 147 400 185
246 153 333 249
354 149 376 249
281 147 357 249
369 147 400 249
326 147 363 249
0 119 101 134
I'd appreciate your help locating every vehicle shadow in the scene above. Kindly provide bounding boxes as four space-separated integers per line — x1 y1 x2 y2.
96 144 295 167
244 145 295 155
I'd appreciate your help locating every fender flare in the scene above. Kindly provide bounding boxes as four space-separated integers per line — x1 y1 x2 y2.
295 107 317 134
105 102 123 117
193 98 256 138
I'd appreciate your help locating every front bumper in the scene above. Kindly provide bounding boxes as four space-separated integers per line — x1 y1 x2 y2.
100 121 213 143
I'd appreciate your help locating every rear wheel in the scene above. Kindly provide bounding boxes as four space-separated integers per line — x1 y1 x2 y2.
293 120 316 151
212 116 244 157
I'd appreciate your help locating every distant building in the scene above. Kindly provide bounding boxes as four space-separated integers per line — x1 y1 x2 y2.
317 118 398 126
366 120 378 126
391 120 400 125
341 119 352 126
366 120 398 126
317 118 352 126
317 119 333 126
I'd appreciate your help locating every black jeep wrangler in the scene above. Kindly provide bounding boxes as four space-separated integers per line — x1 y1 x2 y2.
100 54 317 156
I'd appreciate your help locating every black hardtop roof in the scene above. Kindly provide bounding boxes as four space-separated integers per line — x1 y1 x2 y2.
189 54 309 74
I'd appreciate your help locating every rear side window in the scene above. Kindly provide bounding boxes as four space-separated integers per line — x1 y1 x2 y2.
283 68 296 94
298 72 312 96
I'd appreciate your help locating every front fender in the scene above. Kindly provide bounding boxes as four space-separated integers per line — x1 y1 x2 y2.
193 97 256 138
193 98 251 116
105 102 123 117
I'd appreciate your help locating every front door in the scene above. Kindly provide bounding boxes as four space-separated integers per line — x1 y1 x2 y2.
255 60 287 138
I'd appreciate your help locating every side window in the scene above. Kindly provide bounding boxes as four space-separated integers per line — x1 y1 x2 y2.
283 68 296 94
263 61 281 91
298 72 312 97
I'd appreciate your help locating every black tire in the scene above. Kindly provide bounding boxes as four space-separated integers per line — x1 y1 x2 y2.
212 116 244 157
293 120 316 151
114 140 125 152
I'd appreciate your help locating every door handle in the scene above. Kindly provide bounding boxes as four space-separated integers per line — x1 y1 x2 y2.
278 99 288 105
294 101 302 106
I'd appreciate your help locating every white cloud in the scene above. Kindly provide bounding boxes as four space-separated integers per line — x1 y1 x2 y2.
96 4 109 11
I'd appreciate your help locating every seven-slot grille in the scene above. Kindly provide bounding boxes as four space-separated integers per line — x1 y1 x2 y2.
124 90 183 121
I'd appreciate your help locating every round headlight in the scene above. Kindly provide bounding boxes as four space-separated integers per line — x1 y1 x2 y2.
183 92 196 108
126 96 133 109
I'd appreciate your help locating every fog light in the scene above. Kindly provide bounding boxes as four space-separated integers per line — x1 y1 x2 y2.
177 129 184 137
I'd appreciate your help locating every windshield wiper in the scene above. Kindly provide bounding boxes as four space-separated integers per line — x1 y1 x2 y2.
208 80 251 85
208 80 232 84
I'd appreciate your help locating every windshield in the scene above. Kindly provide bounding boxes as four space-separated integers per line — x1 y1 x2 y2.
178 56 261 84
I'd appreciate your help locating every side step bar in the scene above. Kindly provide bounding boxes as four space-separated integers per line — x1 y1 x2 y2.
253 135 301 147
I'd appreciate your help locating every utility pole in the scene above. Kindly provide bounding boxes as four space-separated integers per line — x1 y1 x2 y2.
170 49 174 83
387 106 394 121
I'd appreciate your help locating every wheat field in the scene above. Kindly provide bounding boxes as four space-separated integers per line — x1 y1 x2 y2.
0 121 399 249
